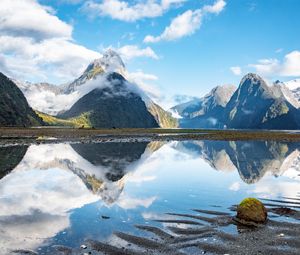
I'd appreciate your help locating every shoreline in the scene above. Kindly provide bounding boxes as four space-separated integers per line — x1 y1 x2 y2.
1 128 300 145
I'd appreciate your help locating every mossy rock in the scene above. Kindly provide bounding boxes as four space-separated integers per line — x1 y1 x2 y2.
236 198 267 226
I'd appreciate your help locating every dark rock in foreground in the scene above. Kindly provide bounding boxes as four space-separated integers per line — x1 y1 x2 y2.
236 198 268 225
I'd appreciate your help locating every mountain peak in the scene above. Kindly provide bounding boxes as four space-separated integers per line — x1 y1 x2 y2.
240 73 264 86
95 49 125 75
85 49 126 78
63 49 126 93
237 73 271 96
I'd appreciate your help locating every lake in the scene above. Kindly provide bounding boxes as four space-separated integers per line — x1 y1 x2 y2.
0 140 300 254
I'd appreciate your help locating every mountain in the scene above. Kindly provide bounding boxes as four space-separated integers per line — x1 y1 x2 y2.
59 72 159 128
0 72 43 127
224 73 300 129
171 84 236 128
60 51 177 128
171 85 236 118
16 50 177 128
62 49 126 94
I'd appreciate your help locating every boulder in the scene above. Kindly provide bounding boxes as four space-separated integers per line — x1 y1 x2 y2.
236 198 267 226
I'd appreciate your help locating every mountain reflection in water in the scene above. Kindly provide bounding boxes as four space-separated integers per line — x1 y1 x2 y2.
0 140 299 254
172 140 300 184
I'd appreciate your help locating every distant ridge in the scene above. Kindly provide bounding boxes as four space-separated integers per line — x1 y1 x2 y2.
171 73 300 130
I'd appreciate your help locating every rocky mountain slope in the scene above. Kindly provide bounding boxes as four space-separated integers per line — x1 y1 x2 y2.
0 72 43 127
225 73 300 129
171 85 236 119
16 50 177 128
59 73 159 128
171 73 300 130
171 84 236 128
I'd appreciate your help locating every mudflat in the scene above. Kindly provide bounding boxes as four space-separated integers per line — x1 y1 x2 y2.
1 127 300 145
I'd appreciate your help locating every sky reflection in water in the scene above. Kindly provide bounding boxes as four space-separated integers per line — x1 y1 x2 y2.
0 140 300 253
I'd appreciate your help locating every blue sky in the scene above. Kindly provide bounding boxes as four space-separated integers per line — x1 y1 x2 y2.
1 0 300 107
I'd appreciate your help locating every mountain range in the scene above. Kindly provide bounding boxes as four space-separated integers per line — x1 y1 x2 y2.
172 73 300 129
9 50 177 128
1 50 300 129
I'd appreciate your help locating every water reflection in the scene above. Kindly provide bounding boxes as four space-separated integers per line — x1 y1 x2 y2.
0 145 28 179
173 140 300 183
0 140 299 253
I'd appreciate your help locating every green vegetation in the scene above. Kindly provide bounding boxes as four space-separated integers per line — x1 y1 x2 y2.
0 72 43 127
37 111 92 128
147 102 178 128
237 197 267 224
86 65 104 79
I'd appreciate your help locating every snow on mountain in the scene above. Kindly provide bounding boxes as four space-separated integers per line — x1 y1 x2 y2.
14 50 129 115
63 49 127 94
284 78 300 90
273 81 300 108
282 79 300 105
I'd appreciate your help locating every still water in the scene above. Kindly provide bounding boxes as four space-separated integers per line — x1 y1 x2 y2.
0 140 300 254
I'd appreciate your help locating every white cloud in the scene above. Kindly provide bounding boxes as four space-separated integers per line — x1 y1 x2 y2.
144 0 226 43
116 45 159 60
203 0 226 14
0 0 100 84
0 0 72 40
116 194 156 209
229 182 240 191
230 66 242 75
250 50 300 77
127 70 161 100
82 0 186 22
281 51 300 76
0 36 100 82
144 9 202 43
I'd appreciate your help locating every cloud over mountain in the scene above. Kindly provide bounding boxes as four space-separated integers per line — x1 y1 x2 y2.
250 50 300 77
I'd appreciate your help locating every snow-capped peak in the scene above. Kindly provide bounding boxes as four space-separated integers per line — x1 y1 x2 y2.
284 78 300 91
92 49 126 76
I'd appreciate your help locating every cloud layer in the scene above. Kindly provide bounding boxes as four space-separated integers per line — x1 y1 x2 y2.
144 0 226 43
82 0 186 22
116 45 159 60
250 50 300 77
0 0 101 83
